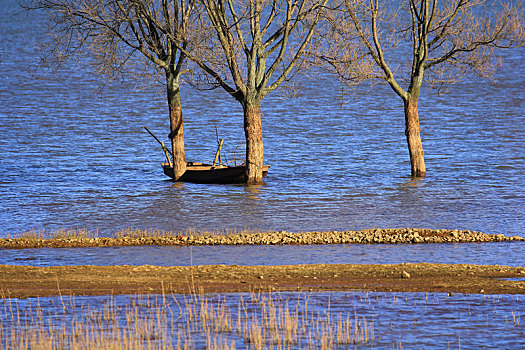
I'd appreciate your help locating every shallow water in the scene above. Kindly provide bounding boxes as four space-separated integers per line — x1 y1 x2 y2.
1 0 524 238
1 242 524 267
2 291 524 349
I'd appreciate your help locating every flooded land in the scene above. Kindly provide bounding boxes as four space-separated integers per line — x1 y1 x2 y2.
1 0 525 348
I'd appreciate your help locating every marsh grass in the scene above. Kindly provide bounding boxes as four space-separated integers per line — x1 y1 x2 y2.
6 227 260 240
7 228 100 240
2 291 524 349
0 291 374 349
114 227 257 239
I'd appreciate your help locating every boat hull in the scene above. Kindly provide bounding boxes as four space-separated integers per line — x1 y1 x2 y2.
162 162 270 184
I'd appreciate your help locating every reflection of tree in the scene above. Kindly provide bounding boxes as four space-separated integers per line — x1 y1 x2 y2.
244 183 263 200
401 176 426 188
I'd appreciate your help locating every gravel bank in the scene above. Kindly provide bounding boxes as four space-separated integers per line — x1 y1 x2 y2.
1 228 523 249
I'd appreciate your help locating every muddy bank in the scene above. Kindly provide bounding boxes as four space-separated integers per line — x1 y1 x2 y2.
1 263 525 299
1 228 523 249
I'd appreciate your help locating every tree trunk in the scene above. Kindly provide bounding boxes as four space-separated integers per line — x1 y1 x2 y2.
166 73 186 180
404 98 426 177
243 102 264 184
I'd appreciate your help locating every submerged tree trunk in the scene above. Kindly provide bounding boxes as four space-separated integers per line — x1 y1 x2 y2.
243 101 264 184
167 73 186 180
404 98 426 177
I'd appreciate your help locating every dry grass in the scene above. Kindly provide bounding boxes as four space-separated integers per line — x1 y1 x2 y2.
0 291 374 349
6 228 100 240
114 227 257 239
2 290 523 349
6 227 258 240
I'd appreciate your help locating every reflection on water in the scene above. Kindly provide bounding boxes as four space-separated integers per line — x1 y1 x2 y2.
243 184 263 200
399 176 426 189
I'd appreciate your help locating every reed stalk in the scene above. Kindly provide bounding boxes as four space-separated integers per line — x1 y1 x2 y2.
0 290 377 349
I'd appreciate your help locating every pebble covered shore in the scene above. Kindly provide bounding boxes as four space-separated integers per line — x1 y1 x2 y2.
1 228 523 249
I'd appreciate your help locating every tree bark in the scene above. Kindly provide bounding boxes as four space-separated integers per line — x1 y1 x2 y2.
166 73 186 180
243 102 264 184
404 98 426 177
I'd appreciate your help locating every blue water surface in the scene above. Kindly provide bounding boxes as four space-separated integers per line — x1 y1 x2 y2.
1 0 524 238
1 2 525 349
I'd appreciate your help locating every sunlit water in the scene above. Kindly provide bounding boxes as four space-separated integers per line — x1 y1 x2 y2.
1 1 525 348
1 0 524 268
1 242 524 267
2 291 524 349
1 1 524 238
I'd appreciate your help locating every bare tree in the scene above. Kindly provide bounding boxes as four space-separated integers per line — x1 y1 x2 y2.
320 0 524 177
22 0 199 180
175 0 329 183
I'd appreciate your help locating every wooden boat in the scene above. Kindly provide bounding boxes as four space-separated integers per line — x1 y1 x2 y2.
144 126 270 184
162 162 270 184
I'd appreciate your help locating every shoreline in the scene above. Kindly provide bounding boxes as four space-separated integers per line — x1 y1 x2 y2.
2 228 524 299
1 227 524 249
1 263 525 298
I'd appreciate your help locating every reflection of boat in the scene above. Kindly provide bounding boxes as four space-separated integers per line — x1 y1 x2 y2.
162 162 270 184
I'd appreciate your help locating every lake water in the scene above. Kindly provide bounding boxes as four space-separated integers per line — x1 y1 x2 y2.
1 2 525 348
2 291 525 349
1 0 524 239
1 242 525 267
